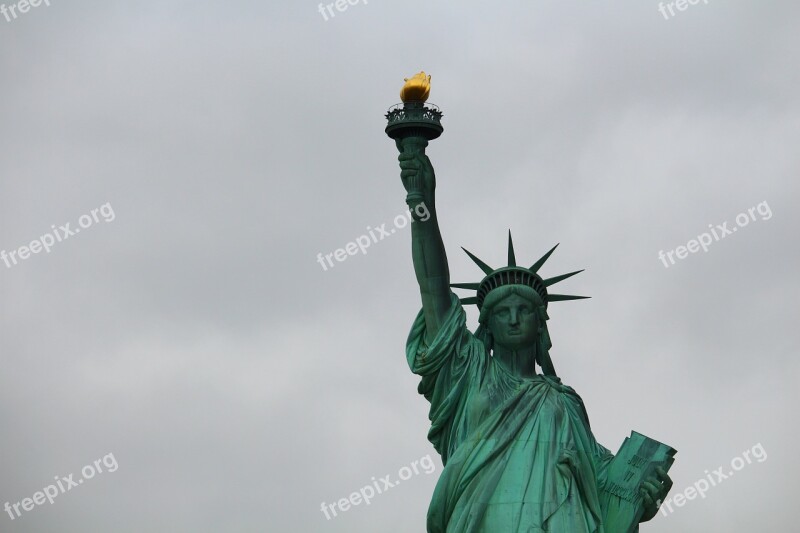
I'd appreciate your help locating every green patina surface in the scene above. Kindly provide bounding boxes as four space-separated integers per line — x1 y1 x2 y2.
386 85 675 532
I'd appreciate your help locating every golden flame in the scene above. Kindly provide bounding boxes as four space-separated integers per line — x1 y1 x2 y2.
400 71 431 103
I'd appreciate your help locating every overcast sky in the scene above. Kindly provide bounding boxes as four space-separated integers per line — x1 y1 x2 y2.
1 1 798 532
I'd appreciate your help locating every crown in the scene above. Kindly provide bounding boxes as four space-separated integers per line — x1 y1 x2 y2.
450 231 589 309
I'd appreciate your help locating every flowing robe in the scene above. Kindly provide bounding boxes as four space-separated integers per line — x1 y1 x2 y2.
406 293 617 533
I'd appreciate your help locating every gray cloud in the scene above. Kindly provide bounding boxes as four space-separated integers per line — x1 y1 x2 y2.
1 1 797 531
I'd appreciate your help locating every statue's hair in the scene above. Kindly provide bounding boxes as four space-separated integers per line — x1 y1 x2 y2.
474 284 557 377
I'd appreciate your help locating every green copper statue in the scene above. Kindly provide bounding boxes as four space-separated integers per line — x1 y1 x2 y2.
386 73 675 533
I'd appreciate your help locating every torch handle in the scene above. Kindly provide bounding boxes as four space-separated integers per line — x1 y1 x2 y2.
397 136 430 207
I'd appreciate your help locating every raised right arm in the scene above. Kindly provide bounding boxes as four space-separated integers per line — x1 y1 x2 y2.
397 138 452 343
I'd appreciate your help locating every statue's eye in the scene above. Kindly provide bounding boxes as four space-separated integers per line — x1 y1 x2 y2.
495 310 509 319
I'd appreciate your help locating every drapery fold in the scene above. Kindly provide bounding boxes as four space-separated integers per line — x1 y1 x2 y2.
407 292 614 533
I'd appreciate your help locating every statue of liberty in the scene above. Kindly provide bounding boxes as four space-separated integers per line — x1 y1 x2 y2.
388 73 674 533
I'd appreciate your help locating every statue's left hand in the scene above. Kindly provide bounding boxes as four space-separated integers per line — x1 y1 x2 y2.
639 466 672 522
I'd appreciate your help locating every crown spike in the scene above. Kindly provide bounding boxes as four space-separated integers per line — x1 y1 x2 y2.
529 244 559 273
547 294 591 302
450 282 480 290
543 269 584 287
507 230 516 267
459 297 480 305
461 247 494 275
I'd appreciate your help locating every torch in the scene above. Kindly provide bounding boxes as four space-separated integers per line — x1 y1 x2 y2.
385 71 443 206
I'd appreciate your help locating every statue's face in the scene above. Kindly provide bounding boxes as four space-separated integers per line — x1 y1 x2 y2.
488 293 539 351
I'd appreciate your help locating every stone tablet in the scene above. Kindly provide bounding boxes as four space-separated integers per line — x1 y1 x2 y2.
601 431 677 533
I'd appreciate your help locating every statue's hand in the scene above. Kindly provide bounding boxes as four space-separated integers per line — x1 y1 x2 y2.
397 144 436 211
639 466 673 522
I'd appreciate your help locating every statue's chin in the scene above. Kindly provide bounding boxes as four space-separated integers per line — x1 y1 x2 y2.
494 341 535 353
